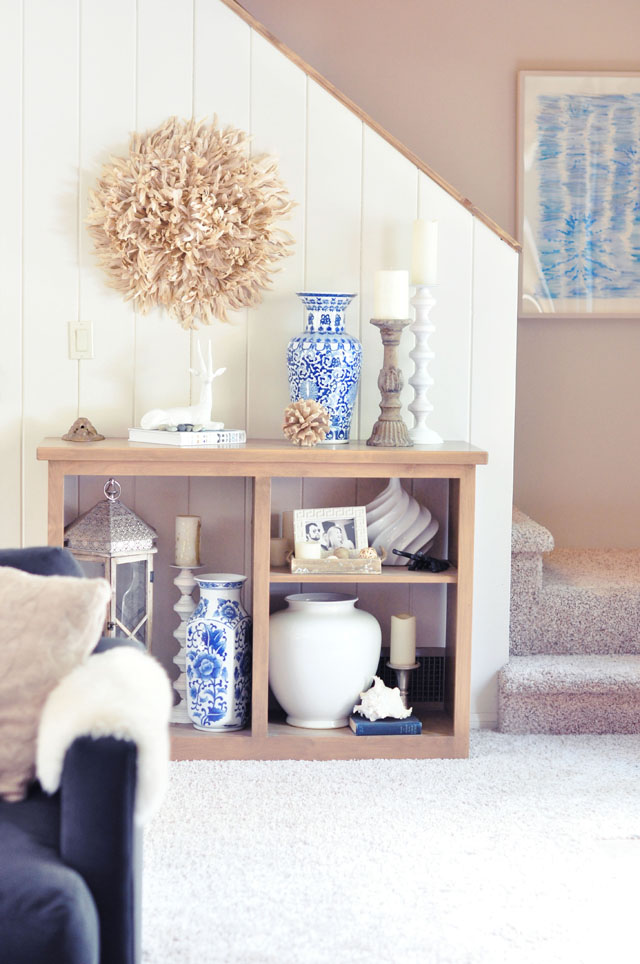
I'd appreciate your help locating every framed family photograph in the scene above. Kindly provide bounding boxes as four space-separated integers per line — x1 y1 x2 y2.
293 506 368 553
517 70 640 317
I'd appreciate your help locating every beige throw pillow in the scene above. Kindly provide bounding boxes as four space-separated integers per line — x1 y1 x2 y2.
0 566 110 801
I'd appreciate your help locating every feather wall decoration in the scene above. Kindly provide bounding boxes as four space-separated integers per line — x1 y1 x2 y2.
87 116 294 329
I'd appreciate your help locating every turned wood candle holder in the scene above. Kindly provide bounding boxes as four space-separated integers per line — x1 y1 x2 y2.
366 318 413 447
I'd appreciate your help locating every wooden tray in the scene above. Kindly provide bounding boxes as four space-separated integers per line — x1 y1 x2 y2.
290 555 382 575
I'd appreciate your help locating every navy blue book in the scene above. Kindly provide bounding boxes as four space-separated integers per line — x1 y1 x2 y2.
349 714 422 735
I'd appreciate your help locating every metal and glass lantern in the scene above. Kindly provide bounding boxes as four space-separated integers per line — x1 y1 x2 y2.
64 479 157 649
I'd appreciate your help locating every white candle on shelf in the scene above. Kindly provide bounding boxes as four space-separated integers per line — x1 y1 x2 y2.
411 220 438 286
390 612 416 665
295 540 323 560
373 270 409 319
175 515 201 567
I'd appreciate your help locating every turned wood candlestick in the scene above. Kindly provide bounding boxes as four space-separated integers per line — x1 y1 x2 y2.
366 318 413 447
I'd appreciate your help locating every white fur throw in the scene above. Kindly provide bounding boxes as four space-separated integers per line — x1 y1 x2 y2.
37 647 172 823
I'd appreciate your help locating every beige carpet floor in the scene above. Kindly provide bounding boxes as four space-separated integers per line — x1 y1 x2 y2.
142 731 640 963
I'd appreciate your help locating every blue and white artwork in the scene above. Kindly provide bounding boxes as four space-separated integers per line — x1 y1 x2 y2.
520 73 640 315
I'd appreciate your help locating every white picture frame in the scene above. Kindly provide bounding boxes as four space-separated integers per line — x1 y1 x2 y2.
518 70 640 317
293 506 368 552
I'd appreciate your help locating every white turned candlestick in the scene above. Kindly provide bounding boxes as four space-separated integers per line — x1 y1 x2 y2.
170 565 201 724
408 285 442 444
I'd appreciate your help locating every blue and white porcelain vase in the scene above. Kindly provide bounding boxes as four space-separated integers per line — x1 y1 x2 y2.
287 292 361 443
185 573 251 731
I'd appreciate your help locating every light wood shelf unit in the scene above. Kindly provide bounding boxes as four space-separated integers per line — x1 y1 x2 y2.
38 438 487 761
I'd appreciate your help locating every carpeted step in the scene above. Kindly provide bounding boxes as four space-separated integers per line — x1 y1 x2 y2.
511 548 640 655
509 508 555 647
498 654 640 734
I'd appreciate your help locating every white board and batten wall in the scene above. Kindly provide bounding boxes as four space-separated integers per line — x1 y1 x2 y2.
1 0 518 726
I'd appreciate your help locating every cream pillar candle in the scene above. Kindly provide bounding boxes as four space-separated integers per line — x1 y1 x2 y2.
373 270 409 319
411 220 438 286
175 515 201 567
390 612 417 665
295 540 323 560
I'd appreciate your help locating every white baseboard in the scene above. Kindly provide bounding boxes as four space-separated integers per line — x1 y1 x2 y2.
470 712 498 730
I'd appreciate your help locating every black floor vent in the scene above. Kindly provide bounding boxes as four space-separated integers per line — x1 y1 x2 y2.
376 651 445 704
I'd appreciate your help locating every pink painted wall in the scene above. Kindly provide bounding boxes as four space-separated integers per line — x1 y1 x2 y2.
241 0 640 548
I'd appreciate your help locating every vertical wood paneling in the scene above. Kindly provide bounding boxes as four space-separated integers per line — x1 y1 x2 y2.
470 222 519 723
247 31 307 439
359 126 417 441
134 0 194 426
23 0 80 546
78 0 136 439
305 80 362 292
417 171 473 442
0 0 23 547
193 0 251 433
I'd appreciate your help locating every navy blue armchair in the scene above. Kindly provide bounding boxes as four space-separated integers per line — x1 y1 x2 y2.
0 547 143 964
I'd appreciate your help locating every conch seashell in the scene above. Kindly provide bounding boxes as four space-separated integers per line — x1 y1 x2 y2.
353 675 411 721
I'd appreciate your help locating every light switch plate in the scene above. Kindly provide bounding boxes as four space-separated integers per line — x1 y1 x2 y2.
68 320 94 359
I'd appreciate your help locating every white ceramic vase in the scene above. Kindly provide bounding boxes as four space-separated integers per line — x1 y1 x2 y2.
269 592 381 728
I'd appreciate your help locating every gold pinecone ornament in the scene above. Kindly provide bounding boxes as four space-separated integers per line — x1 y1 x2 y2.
282 399 330 447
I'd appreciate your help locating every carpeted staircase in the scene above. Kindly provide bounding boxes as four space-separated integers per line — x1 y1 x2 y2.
498 508 640 733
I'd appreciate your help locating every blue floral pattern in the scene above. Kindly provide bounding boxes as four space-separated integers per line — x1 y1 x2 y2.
288 292 361 443
186 575 251 731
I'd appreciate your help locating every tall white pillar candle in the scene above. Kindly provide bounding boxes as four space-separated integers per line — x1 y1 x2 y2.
390 612 417 665
175 515 201 567
411 220 438 286
374 270 409 319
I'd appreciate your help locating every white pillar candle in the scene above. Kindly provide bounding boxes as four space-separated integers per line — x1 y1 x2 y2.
295 540 323 560
373 270 409 319
175 515 201 567
390 612 417 665
411 220 438 286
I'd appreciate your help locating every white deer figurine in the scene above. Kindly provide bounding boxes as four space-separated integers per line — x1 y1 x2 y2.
140 340 226 430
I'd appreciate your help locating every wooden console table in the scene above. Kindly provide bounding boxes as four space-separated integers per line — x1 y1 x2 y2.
38 438 487 761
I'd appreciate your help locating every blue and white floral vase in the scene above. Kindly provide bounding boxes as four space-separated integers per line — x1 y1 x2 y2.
185 573 251 731
287 292 361 443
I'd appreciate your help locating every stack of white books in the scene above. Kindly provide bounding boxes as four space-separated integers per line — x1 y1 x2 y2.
128 427 246 446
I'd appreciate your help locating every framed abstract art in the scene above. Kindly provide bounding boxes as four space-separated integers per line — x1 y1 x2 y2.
517 71 640 317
